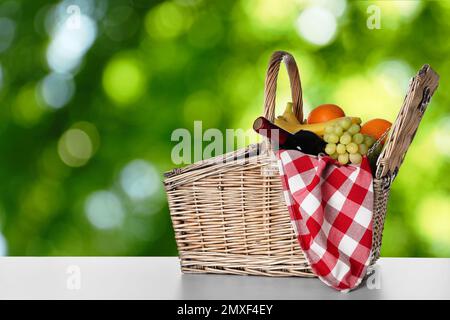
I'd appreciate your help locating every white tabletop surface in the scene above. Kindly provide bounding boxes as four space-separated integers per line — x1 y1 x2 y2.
0 257 449 300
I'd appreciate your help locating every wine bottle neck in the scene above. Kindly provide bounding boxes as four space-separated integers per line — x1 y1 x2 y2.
253 117 289 146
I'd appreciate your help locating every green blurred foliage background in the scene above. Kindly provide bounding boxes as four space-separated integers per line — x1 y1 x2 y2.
0 0 448 257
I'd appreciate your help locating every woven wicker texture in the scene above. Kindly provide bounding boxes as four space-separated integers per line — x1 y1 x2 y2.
164 51 439 277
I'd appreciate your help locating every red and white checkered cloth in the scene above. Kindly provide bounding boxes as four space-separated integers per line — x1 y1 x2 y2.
277 150 374 292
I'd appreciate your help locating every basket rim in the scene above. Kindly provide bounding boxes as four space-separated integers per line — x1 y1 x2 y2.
164 144 258 178
163 143 392 192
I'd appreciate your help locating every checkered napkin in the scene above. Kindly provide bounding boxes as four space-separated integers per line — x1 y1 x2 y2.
277 150 374 292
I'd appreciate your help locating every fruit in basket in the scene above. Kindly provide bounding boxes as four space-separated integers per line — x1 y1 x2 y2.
274 102 302 133
324 143 336 155
347 123 361 135
339 133 352 145
364 135 375 148
346 142 358 154
322 117 377 165
360 119 392 144
352 133 364 144
339 117 352 130
336 143 346 154
349 153 362 165
307 104 345 124
276 102 302 125
325 133 339 144
338 153 349 165
275 103 361 136
334 126 344 136
358 143 368 155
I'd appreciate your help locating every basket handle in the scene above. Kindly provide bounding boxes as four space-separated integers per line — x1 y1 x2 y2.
376 64 439 180
263 51 303 122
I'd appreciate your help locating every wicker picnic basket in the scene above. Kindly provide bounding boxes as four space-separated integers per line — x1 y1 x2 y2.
164 51 439 277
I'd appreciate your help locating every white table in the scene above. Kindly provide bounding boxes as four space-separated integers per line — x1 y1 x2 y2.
0 257 448 299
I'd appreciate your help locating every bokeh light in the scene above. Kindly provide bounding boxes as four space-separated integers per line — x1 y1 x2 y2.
85 190 125 230
374 60 413 97
145 1 190 39
120 159 161 201
72 121 100 152
102 54 146 106
58 127 94 167
39 72 75 109
20 179 63 220
242 0 298 30
0 17 16 53
295 6 337 46
49 0 102 23
372 0 422 20
12 84 45 127
46 11 97 74
434 117 450 157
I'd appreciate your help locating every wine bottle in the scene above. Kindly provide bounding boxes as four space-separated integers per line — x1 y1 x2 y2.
253 117 326 155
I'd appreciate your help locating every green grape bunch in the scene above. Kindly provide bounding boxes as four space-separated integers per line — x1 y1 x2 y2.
323 118 375 165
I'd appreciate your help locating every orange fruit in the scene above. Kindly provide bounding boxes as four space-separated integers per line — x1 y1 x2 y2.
360 119 392 144
307 104 345 124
